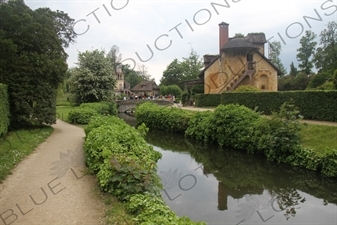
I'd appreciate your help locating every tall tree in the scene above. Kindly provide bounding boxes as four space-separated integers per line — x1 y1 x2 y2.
296 30 317 75
0 0 76 127
160 49 203 88
180 49 203 81
68 49 116 104
160 58 185 87
107 45 122 72
269 41 287 76
122 64 143 88
289 62 298 76
313 21 337 73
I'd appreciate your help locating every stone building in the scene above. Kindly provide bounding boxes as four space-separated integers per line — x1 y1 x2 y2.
113 65 131 97
200 22 281 94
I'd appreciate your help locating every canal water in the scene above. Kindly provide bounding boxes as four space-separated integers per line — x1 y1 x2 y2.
119 113 337 225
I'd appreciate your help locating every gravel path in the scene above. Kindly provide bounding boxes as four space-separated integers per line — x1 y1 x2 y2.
0 120 105 225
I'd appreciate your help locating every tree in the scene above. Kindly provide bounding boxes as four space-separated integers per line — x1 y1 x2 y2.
160 84 183 98
269 41 287 76
107 45 122 72
296 30 317 75
313 21 337 73
234 33 245 37
160 49 203 88
160 58 184 87
68 49 116 104
289 62 298 77
0 0 76 127
122 64 142 88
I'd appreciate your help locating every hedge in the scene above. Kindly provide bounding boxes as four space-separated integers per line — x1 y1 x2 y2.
83 115 206 224
0 84 10 136
68 102 117 124
194 90 337 122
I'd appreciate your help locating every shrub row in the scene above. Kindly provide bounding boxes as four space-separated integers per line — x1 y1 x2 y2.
135 102 337 177
194 90 337 122
68 102 117 124
0 84 10 136
136 103 193 133
84 115 205 224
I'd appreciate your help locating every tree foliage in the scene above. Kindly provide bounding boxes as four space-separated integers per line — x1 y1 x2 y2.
313 21 337 73
269 41 287 76
289 62 298 77
160 49 203 88
296 30 317 75
68 49 116 104
0 0 76 127
160 84 183 97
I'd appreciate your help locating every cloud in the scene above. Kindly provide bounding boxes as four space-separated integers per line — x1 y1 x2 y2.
25 0 337 82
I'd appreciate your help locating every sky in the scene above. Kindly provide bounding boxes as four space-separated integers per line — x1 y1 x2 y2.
24 0 337 84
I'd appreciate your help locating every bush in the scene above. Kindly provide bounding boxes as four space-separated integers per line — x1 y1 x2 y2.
256 100 303 161
321 148 337 177
68 108 98 124
186 104 261 151
136 102 192 133
83 115 205 223
0 84 10 136
160 84 183 98
68 102 118 124
84 117 162 200
126 193 206 225
79 102 117 116
194 94 220 107
234 85 260 92
195 91 337 122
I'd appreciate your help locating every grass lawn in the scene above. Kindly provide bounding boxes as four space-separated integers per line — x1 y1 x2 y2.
0 126 53 182
56 93 72 106
56 106 75 122
300 124 337 154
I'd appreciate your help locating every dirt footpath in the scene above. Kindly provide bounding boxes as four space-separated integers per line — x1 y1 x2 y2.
0 120 105 225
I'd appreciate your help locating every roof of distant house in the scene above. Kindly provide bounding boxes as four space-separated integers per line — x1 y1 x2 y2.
131 81 160 92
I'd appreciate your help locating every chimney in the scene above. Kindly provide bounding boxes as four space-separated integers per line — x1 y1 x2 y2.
219 22 229 53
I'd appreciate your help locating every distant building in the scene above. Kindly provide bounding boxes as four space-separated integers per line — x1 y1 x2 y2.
113 65 131 97
186 22 282 93
130 81 160 97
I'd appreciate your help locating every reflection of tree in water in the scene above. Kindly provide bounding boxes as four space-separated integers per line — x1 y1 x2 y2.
271 188 305 221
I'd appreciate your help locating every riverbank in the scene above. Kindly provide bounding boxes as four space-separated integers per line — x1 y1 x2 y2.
136 102 337 178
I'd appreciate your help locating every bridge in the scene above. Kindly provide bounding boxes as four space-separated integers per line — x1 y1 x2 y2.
115 99 174 113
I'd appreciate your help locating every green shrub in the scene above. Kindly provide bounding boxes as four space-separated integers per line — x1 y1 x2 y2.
321 148 337 177
68 102 118 124
185 111 214 143
195 91 337 122
285 147 322 171
68 108 98 124
234 85 261 92
84 115 205 223
84 115 126 136
194 94 220 107
126 193 206 225
0 84 10 136
257 100 303 161
84 120 162 200
79 102 117 116
210 104 260 149
136 102 192 133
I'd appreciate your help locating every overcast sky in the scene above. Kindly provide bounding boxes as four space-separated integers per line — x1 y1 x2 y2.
25 0 337 83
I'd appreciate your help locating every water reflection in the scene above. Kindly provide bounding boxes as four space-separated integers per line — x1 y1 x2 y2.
145 130 337 225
